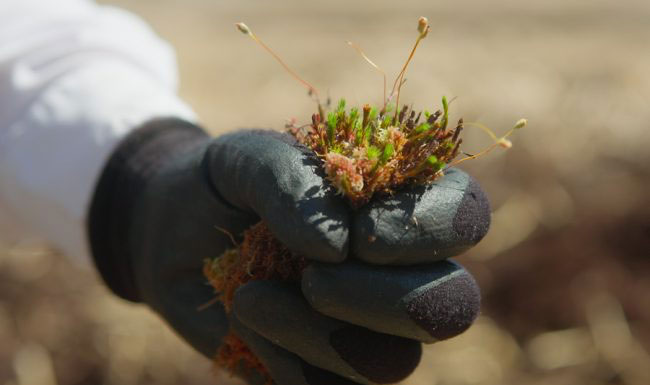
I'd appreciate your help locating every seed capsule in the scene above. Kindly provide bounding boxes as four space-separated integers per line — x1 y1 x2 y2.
418 17 430 37
514 118 528 129
235 22 252 36
498 138 513 148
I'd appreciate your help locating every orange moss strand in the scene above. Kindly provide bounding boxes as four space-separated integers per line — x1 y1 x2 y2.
216 332 273 385
205 221 308 381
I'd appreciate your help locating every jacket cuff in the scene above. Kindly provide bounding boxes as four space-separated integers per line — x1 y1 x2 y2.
88 118 209 302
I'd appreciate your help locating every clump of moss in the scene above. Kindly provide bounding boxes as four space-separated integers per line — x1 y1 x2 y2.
290 97 461 208
205 222 306 384
215 332 267 380
204 222 307 312
204 17 526 383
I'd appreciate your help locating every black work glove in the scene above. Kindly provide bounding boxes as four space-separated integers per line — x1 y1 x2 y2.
89 118 490 385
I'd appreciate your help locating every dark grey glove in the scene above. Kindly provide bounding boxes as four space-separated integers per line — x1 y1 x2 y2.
88 118 490 385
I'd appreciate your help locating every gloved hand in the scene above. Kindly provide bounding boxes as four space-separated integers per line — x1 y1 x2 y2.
88 118 491 385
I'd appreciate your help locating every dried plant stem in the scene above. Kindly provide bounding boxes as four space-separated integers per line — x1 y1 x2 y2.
447 142 501 167
465 122 500 141
393 36 424 119
237 23 320 101
347 41 387 108
391 18 430 120
448 121 525 167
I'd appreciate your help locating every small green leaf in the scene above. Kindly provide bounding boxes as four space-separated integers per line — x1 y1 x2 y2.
368 106 378 122
381 142 394 164
336 98 346 113
352 118 361 136
327 112 337 144
441 96 449 129
364 124 373 145
327 111 337 127
366 145 380 159
382 115 393 128
355 126 363 145
327 126 336 145
415 123 431 133
348 107 359 124
426 155 445 171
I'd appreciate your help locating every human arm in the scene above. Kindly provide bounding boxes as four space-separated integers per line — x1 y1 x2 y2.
0 0 194 259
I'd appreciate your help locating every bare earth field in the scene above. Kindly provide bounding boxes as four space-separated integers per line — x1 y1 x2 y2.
2 0 650 384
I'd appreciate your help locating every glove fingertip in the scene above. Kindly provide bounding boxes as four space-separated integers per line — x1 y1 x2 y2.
404 268 481 341
452 173 491 246
351 168 490 265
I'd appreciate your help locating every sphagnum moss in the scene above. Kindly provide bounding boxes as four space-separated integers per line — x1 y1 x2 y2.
204 17 526 383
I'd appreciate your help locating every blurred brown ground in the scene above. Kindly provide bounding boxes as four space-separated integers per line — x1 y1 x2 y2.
2 0 650 384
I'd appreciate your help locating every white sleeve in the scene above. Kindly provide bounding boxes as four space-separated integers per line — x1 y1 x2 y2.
0 0 197 262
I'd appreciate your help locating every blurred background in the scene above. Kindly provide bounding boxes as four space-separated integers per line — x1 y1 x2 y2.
1 0 649 384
